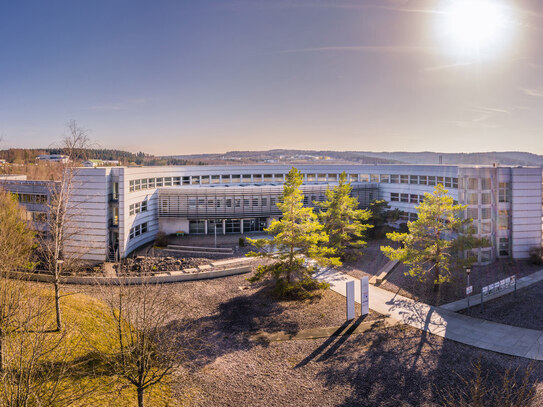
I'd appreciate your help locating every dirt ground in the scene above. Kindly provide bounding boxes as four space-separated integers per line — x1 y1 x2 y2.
71 274 543 407
345 239 542 306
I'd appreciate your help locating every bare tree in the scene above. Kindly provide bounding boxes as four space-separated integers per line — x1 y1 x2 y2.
0 288 98 407
97 279 195 407
39 120 95 331
0 190 35 372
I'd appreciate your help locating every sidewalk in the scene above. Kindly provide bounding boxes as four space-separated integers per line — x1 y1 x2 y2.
315 269 543 360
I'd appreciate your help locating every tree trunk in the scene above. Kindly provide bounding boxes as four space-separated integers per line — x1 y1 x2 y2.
137 387 144 407
54 274 62 332
0 333 4 372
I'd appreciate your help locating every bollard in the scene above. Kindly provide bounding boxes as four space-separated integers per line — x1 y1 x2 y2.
346 280 355 321
361 276 369 316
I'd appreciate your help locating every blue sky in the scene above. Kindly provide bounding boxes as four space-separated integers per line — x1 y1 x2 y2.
0 0 542 155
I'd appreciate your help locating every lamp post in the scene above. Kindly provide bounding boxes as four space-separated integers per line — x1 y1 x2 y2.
465 266 471 309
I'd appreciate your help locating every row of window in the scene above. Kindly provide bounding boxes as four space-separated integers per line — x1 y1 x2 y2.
390 193 426 204
128 173 460 193
184 196 279 210
129 222 148 240
17 193 48 204
129 200 148 216
26 211 47 222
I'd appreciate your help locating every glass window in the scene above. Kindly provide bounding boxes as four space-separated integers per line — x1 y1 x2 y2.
274 174 284 183
270 197 276 207
467 208 478 220
468 178 478 190
235 198 241 208
390 174 399 184
226 198 232 208
201 176 210 185
359 174 369 182
211 175 220 184
445 177 452 188
349 174 358 182
481 208 491 219
428 176 436 186
410 194 418 203
157 178 164 187
173 177 181 186
252 197 259 206
141 222 147 234
419 176 428 185
390 193 399 202
380 174 390 183
164 177 172 187
498 210 509 230
370 174 379 183
499 237 509 256
129 180 135 192
409 175 418 184
452 178 458 189
182 176 190 185
216 198 222 208
231 174 241 183
400 175 409 184
141 201 147 212
481 193 491 205
134 179 141 191
148 178 156 188
188 198 196 208
481 250 491 263
318 174 327 182
261 197 267 207
253 174 263 182
481 178 491 190
481 222 492 234
400 193 409 203
328 174 338 182
263 174 273 182
242 174 252 183
198 198 205 207
221 175 230 183
468 193 478 205
243 198 250 207
141 179 148 189
307 174 316 182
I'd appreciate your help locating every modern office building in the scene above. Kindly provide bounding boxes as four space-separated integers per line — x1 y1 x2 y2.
1 164 541 265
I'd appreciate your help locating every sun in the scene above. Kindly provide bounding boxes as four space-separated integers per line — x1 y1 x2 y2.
440 0 512 57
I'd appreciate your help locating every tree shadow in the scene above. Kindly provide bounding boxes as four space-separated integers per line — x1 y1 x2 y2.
164 283 301 369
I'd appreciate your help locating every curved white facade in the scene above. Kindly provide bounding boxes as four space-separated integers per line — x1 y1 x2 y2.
2 164 541 265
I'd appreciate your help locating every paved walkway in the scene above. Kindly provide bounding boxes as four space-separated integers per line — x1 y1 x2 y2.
315 269 543 360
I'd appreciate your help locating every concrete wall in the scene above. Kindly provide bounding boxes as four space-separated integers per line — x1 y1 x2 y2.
510 167 542 259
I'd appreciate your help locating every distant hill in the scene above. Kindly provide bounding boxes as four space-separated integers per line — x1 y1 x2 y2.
0 148 199 166
166 149 543 167
357 151 543 166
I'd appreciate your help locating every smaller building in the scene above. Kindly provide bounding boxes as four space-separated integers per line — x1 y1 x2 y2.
37 154 70 163
82 159 120 167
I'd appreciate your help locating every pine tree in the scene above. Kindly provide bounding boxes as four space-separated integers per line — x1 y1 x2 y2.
247 167 340 296
316 171 373 260
381 184 488 297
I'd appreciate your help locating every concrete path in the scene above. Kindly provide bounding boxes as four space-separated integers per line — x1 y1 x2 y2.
315 269 543 360
440 268 543 312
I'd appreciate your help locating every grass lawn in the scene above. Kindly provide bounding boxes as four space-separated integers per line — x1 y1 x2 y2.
2 284 173 407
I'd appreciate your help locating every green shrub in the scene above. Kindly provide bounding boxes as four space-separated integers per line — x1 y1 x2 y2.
238 237 245 247
154 231 168 248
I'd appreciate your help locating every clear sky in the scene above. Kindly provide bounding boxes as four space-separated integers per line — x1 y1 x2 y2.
0 0 541 155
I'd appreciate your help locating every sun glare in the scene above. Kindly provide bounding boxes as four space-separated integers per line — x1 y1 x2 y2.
441 0 512 57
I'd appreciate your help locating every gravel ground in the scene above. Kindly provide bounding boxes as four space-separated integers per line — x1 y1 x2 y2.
67 273 543 406
345 239 542 306
459 279 543 330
